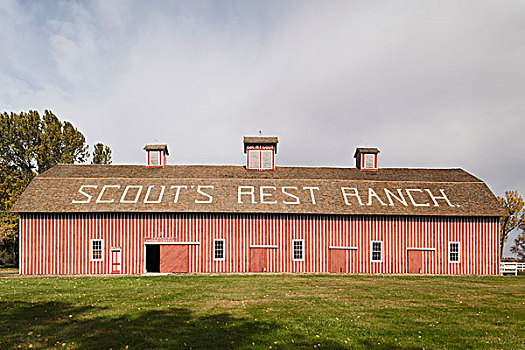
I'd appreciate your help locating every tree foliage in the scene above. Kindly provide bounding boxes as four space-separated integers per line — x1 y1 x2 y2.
0 110 89 176
37 112 89 172
510 216 525 260
92 143 112 164
0 110 97 266
0 167 28 265
497 190 525 257
510 234 525 260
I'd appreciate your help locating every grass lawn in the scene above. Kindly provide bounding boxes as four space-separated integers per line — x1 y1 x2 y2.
0 275 523 349
0 267 18 274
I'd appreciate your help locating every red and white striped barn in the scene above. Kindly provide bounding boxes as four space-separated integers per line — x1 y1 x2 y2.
13 137 505 275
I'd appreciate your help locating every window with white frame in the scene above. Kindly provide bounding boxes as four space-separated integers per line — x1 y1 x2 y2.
247 149 274 170
90 239 103 261
261 150 273 169
248 150 260 169
292 239 304 261
214 239 225 261
449 242 460 263
149 151 160 166
364 153 376 169
371 241 382 262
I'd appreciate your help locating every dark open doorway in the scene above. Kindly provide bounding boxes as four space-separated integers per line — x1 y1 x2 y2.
145 245 160 273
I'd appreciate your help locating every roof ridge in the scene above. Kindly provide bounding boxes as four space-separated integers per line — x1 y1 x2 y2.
50 163 467 171
34 176 483 184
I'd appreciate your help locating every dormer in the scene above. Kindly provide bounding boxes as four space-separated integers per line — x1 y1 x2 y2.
144 144 169 167
354 147 380 171
243 136 278 171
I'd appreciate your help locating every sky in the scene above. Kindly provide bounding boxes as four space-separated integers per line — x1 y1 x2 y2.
1 0 524 255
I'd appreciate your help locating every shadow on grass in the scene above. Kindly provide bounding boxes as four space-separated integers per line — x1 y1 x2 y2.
0 301 280 349
0 300 399 349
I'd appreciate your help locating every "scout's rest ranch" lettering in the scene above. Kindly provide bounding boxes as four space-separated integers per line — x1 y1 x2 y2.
71 184 457 208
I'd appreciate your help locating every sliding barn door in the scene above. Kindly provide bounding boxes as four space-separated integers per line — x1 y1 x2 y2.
329 249 346 273
160 245 189 273
249 248 267 272
407 250 423 274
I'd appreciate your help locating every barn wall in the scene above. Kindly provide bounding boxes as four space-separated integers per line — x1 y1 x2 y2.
19 213 500 275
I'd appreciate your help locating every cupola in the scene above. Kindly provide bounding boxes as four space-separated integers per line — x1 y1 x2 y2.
354 147 380 171
243 136 278 171
144 144 169 167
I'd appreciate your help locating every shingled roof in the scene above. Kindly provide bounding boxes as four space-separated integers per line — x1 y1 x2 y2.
354 147 380 157
143 144 169 155
243 136 279 153
243 136 279 144
12 164 506 216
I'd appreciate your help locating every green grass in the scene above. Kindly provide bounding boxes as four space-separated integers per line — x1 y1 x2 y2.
0 275 523 349
0 267 18 273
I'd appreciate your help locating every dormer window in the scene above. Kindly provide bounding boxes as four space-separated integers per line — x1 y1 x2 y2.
354 147 380 171
243 136 278 171
150 151 160 166
144 144 169 167
248 147 274 170
364 153 375 168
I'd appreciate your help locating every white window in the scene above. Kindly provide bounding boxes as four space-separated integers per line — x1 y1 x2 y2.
449 242 460 263
261 150 273 169
364 154 375 169
149 151 160 166
248 150 260 169
90 239 103 261
214 239 225 261
292 239 304 261
371 241 382 262
247 149 274 170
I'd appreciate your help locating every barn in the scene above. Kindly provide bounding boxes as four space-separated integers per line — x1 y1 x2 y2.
12 136 506 275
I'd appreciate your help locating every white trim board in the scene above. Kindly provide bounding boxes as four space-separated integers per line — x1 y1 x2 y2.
328 246 358 250
18 218 22 274
249 245 278 249
406 247 436 251
144 241 201 245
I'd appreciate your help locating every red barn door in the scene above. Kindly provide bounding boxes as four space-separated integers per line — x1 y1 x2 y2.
160 245 189 273
407 250 423 274
329 249 346 273
249 248 267 272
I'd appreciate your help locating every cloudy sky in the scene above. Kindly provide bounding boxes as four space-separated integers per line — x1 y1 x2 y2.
1 1 524 253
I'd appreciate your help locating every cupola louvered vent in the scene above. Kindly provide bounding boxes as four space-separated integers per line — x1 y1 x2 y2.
243 136 278 171
144 144 169 167
354 147 380 171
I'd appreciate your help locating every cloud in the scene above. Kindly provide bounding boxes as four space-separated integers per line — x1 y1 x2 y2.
1 0 525 206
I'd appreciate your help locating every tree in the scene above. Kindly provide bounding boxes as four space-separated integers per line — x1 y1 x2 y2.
510 234 525 260
36 111 89 173
0 167 28 265
92 143 112 164
0 111 41 178
0 110 93 266
0 110 89 175
498 190 525 257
